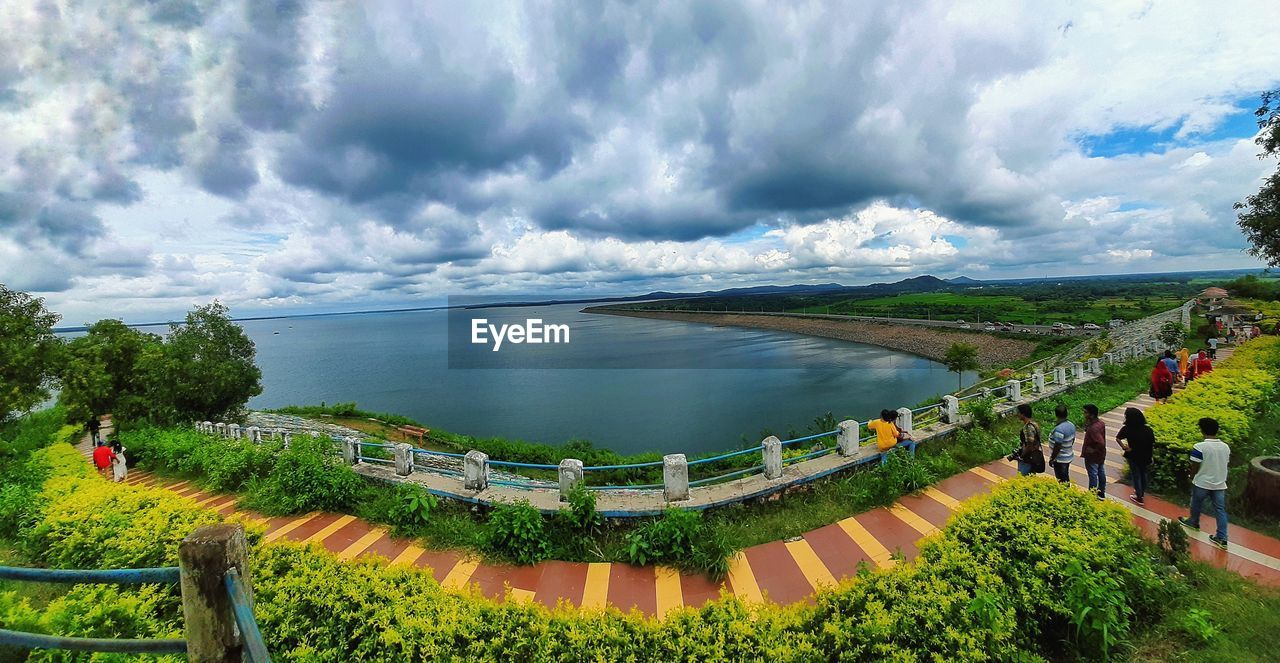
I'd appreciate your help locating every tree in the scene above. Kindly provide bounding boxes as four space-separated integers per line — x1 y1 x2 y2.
0 284 62 424
942 342 980 390
144 301 262 423
58 319 162 425
1157 322 1187 349
1236 89 1280 265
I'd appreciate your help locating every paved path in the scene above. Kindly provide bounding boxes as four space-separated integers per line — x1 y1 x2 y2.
77 350 1280 616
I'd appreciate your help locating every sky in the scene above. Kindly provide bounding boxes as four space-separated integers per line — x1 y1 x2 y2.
2 1 1279 325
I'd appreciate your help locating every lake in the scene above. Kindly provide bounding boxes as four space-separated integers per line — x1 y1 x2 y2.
238 304 975 456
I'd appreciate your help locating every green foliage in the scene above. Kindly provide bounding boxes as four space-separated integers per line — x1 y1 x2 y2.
485 500 551 565
0 285 62 425
943 342 980 388
0 584 184 663
1180 607 1222 645
391 484 438 527
57 319 162 426
625 508 734 579
960 395 998 430
557 483 602 533
241 434 365 516
1064 559 1132 660
1158 321 1188 348
141 301 263 424
1158 518 1190 563
1236 89 1280 266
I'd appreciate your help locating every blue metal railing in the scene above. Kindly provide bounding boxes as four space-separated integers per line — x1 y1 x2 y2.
225 567 271 663
688 464 766 487
487 460 560 470
778 430 838 446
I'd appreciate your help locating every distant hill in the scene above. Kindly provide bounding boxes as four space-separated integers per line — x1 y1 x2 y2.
947 276 984 285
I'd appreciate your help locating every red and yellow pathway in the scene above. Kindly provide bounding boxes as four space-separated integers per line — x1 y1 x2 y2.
83 355 1280 616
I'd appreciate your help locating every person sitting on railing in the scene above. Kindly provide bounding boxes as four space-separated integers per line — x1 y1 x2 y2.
868 409 914 465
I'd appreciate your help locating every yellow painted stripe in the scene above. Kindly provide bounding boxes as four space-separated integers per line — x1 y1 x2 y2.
890 503 938 537
725 553 763 602
836 517 895 568
580 563 611 609
654 567 684 618
923 487 961 510
968 466 1006 484
442 557 480 590
167 481 191 491
390 545 425 567
194 493 229 507
337 528 388 560
263 513 319 543
785 539 837 589
509 588 536 604
304 514 355 544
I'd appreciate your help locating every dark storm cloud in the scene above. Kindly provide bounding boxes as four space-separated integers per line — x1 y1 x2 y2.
233 0 309 132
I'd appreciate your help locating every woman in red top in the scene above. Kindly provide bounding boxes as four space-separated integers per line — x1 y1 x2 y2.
1149 358 1173 403
1194 350 1213 376
91 440 115 476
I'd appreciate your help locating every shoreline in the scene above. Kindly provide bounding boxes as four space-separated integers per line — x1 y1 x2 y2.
585 308 1039 367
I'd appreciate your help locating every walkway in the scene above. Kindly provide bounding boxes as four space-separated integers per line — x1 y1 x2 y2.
77 353 1280 617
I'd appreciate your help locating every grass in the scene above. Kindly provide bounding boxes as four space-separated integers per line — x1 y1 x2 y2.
794 291 1187 326
1127 563 1280 662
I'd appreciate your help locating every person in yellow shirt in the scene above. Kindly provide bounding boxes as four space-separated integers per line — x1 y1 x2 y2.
1176 347 1190 384
867 409 915 464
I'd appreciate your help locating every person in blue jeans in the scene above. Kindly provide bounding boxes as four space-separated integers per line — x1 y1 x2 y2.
1048 404 1076 483
1179 417 1230 549
1081 404 1107 500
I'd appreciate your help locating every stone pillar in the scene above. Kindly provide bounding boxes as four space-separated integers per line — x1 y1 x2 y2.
464 450 489 491
981 387 992 400
1054 366 1067 385
394 443 414 476
243 426 255 443
342 437 359 465
836 419 860 454
1071 361 1085 381
663 454 689 502
178 524 252 663
1032 372 1045 393
1103 352 1114 365
942 395 960 424
215 422 227 437
228 424 240 440
1088 358 1101 374
762 435 782 480
1006 379 1021 402
559 459 584 501
269 428 280 441
896 406 913 434
281 431 293 448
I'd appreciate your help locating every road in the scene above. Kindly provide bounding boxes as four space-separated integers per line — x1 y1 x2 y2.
674 310 1104 337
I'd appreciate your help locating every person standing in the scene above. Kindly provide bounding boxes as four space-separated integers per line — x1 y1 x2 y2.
1179 418 1230 549
1048 404 1076 483
1149 358 1174 403
1082 404 1107 500
1207 335 1218 359
868 409 914 464
1010 404 1044 475
1161 350 1181 384
91 440 114 478
110 440 128 483
88 417 101 445
1115 407 1155 506
1176 347 1191 385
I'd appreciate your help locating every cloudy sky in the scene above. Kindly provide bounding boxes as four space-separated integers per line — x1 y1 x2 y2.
3 1 1279 325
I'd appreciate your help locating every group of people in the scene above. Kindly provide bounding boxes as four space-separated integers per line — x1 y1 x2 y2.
89 417 128 482
1010 403 1231 549
1150 347 1214 402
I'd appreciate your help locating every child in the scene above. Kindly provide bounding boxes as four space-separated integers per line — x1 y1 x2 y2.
110 440 128 483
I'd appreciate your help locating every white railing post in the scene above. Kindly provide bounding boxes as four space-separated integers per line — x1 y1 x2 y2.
1088 358 1101 374
228 424 240 440
464 450 489 491
281 431 293 448
762 436 782 480
1006 379 1021 402
342 437 358 465
1054 366 1067 385
1032 372 1045 393
942 396 960 424
215 422 227 437
1071 361 1085 381
1103 352 1114 365
663 454 689 501
559 459 584 501
896 406 913 434
836 419 861 454
394 443 414 476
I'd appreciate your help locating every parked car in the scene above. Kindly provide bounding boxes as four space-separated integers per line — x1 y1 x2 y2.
1051 322 1065 329
1082 323 1101 330
984 324 996 332
955 319 966 325
1018 328 1032 333
958 323 971 329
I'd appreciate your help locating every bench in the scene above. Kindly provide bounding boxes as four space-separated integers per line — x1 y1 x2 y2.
396 425 429 445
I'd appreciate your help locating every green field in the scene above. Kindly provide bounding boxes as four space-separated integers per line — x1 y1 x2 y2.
793 291 1187 326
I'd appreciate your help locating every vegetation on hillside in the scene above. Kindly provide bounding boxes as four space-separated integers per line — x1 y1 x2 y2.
0 285 62 426
1236 88 1280 266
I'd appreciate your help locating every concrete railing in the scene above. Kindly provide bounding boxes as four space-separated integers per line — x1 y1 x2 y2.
197 331 1171 514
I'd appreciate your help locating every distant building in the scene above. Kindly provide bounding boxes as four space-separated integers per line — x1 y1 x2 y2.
1200 287 1228 309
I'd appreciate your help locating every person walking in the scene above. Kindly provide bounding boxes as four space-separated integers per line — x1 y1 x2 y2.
1149 357 1174 403
1009 404 1044 476
1048 403 1076 483
91 440 115 478
1179 418 1230 549
1161 350 1181 384
1207 335 1218 359
88 417 101 445
1176 347 1191 385
1082 404 1107 500
868 409 915 464
110 440 128 483
1115 407 1155 505
1194 350 1213 376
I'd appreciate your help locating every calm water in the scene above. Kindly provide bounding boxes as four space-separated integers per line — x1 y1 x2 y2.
238 304 974 455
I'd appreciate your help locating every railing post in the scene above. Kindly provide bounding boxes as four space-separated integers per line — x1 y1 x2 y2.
1088 357 1101 374
836 419 861 454
762 435 782 480
394 443 414 476
1053 366 1066 386
942 396 959 424
228 424 241 440
559 459 583 501
1071 361 1085 381
1103 352 1114 365
464 450 489 491
215 423 227 438
281 431 292 448
1006 379 1021 402
342 437 359 465
1031 372 1045 393
179 523 251 663
980 386 991 400
663 454 688 501
895 406 913 434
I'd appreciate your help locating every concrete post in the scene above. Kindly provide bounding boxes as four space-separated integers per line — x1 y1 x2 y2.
215 422 227 437
942 395 960 424
1103 352 1114 365
1088 357 1101 374
762 435 782 480
663 454 689 502
269 428 280 441
464 450 489 491
228 424 240 440
393 443 414 476
1032 372 1045 393
281 431 293 448
1054 366 1067 385
1006 379 1021 402
896 406 913 434
201 421 212 434
836 419 861 454
178 523 252 663
559 459 584 501
1071 361 1085 381
342 437 358 465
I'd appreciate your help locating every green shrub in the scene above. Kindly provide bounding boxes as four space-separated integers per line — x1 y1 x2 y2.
485 500 551 565
558 483 602 533
389 484 438 528
623 508 735 579
241 434 365 516
961 396 999 430
1064 559 1132 660
0 584 184 663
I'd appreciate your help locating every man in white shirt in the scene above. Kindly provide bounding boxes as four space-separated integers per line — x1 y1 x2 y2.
1207 336 1218 359
1179 417 1230 549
